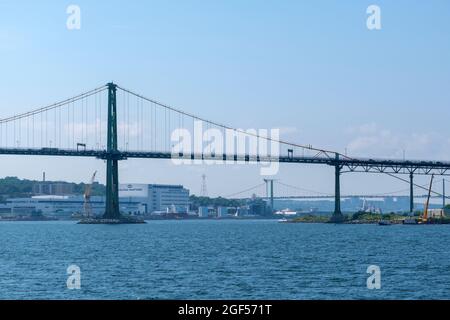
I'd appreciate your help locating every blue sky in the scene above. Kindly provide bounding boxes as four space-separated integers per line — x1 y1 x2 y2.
0 1 449 197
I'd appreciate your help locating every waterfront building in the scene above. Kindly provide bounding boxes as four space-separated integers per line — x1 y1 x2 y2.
1 195 141 218
0 183 190 218
119 184 190 213
198 206 209 218
236 206 249 216
217 207 228 218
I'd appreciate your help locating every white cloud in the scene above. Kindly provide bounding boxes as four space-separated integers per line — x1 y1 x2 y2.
278 126 299 135
345 123 450 160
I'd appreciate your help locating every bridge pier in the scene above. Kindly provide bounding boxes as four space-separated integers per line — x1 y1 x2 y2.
410 172 414 214
104 157 120 219
330 153 345 223
443 179 446 209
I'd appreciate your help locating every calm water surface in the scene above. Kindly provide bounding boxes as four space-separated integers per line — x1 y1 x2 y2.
0 220 449 299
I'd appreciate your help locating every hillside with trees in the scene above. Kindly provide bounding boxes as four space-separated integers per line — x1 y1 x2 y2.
0 177 105 202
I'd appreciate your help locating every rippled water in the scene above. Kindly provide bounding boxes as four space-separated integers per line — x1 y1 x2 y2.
0 220 449 300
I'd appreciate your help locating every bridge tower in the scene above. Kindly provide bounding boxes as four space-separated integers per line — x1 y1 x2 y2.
264 179 275 213
103 82 121 220
330 153 345 223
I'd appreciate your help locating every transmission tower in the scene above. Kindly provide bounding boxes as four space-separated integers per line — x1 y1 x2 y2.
201 174 208 197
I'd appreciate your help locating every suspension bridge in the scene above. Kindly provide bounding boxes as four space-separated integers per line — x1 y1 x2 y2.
226 179 450 213
1 82 450 222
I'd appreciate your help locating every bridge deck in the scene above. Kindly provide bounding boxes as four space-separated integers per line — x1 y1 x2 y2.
1 147 450 175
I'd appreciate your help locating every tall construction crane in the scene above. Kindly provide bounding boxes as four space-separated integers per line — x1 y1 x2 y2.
83 171 97 218
421 174 435 224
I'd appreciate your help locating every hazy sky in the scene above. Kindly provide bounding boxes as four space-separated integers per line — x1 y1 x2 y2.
0 0 449 197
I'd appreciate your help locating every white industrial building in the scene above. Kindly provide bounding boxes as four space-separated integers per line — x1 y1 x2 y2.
0 195 142 218
0 183 190 218
119 184 190 214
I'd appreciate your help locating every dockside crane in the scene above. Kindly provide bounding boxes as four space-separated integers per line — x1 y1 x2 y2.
83 171 97 218
420 174 435 224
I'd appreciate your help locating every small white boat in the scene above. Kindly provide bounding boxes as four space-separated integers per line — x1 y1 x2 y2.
275 209 297 216
278 218 288 223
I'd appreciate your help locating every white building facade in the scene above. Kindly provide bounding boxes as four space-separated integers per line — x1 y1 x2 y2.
1 184 190 218
119 184 190 214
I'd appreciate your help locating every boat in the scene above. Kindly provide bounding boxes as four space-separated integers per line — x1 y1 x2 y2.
378 220 391 226
278 217 288 223
275 209 297 216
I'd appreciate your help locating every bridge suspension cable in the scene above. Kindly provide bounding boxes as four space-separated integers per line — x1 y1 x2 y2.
225 183 266 198
274 181 333 197
0 85 107 124
115 85 338 159
0 85 108 151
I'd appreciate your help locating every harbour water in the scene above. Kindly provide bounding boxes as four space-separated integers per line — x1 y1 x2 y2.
0 220 449 300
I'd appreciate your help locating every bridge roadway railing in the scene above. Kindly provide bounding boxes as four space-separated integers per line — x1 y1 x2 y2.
1 147 450 175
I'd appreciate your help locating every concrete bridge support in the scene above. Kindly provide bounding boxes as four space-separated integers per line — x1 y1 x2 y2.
330 153 345 223
410 172 414 214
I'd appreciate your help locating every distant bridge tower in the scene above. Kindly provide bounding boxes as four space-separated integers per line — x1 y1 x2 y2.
201 174 208 197
264 179 275 213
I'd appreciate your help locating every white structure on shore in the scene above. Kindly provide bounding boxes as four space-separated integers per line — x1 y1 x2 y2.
217 207 228 218
0 183 190 219
119 184 190 214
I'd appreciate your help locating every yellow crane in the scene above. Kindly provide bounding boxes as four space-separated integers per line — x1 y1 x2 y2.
420 174 434 224
83 171 97 218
